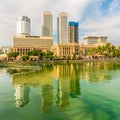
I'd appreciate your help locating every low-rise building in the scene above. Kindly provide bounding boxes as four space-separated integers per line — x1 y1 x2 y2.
12 35 53 55
84 36 107 45
1 46 11 54
0 54 7 61
51 42 109 59
51 43 84 59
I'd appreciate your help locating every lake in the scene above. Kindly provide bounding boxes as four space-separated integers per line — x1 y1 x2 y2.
0 61 120 120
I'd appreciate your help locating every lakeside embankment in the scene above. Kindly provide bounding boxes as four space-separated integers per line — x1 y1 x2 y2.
0 59 120 67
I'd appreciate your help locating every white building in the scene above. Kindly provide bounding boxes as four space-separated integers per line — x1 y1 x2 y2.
57 12 68 44
17 16 30 36
1 46 11 54
41 11 53 37
84 36 108 45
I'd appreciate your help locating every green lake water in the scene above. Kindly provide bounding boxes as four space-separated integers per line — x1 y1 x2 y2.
0 61 120 120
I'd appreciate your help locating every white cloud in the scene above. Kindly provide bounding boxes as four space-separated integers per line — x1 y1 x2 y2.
109 0 120 12
79 0 120 45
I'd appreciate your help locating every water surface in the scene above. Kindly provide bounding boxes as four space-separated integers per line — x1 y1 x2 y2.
0 61 120 120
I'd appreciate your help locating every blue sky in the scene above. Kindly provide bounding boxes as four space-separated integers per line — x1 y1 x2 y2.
0 0 120 47
100 0 113 10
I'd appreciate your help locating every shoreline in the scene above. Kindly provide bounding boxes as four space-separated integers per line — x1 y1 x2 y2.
0 59 120 67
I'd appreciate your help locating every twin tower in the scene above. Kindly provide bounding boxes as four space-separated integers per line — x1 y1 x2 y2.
17 11 79 44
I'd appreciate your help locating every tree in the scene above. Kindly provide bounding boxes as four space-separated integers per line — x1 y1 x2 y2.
46 51 54 60
96 46 104 55
85 48 95 56
84 43 120 59
73 53 76 60
0 51 4 54
27 49 42 56
79 49 84 58
21 54 29 61
26 49 43 59
7 52 19 60
42 51 54 60
116 49 120 57
67 55 71 60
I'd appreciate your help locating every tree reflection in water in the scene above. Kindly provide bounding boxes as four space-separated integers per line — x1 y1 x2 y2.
10 61 120 119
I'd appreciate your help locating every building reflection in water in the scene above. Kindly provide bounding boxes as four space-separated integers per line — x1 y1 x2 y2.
41 85 53 113
69 64 81 97
56 78 70 109
69 79 80 98
55 64 81 109
14 85 29 107
11 62 113 110
12 69 53 110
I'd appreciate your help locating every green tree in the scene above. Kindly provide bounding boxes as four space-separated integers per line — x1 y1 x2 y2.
73 53 76 60
46 51 54 60
21 54 29 61
79 49 84 58
42 52 46 59
27 49 41 56
84 43 120 59
116 49 120 57
85 48 96 56
0 51 3 54
96 46 104 55
42 51 54 60
26 49 43 59
67 55 71 60
7 52 19 60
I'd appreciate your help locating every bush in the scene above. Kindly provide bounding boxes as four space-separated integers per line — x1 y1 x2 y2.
21 55 29 61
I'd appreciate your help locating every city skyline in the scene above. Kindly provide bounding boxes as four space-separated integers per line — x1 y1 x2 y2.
0 0 120 47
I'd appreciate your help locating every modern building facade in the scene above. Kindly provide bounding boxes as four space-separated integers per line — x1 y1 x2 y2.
57 12 68 44
84 36 107 45
17 16 30 36
12 35 53 55
41 11 52 37
68 22 79 43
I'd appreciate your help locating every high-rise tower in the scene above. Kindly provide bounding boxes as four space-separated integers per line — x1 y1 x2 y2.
41 11 52 37
57 12 68 44
17 16 30 36
68 21 79 43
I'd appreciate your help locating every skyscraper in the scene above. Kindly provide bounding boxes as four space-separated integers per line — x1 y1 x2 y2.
57 12 68 44
41 11 52 37
17 16 30 36
68 21 79 43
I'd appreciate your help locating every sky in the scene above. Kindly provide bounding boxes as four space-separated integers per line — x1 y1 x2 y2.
0 0 120 47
